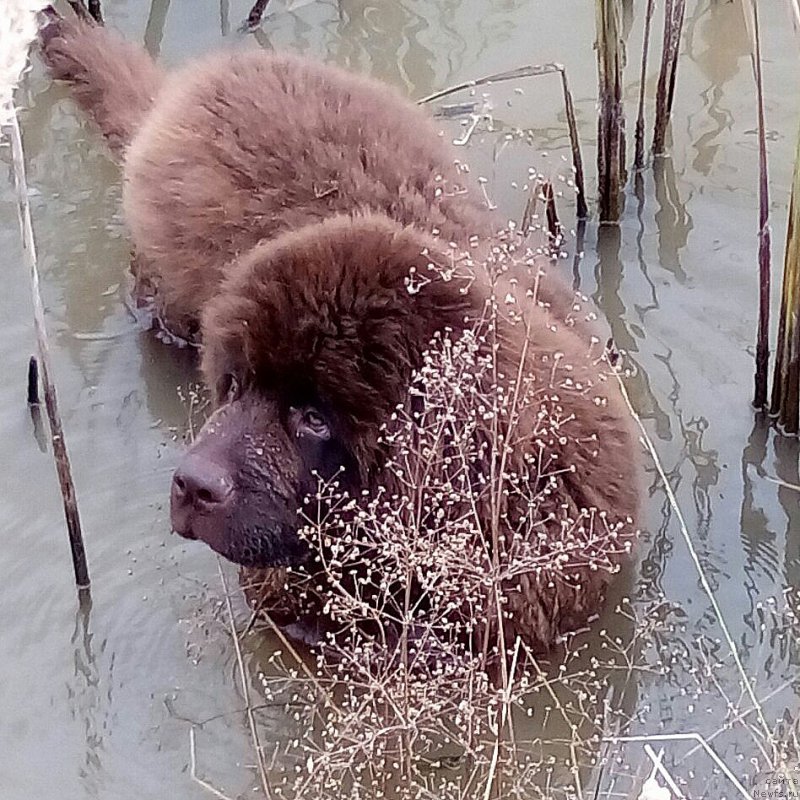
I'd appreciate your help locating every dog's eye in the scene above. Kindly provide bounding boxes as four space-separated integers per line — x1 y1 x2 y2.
298 407 330 441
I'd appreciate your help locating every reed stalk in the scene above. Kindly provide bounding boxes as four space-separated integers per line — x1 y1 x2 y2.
770 127 800 433
743 0 773 410
633 0 655 170
652 0 686 157
595 0 626 223
8 110 90 589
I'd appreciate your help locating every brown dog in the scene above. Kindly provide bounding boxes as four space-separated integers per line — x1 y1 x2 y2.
40 12 640 652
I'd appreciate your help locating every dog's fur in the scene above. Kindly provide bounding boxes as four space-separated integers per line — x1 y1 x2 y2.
40 13 640 652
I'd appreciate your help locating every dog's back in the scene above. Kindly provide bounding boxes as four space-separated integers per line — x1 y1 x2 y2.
41 16 491 337
123 50 491 334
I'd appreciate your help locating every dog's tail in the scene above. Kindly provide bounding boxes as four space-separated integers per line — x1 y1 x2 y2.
38 8 162 158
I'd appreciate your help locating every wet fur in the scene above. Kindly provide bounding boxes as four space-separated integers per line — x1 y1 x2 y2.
40 13 641 652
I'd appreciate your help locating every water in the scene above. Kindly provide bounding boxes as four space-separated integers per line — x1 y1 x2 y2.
1 0 798 797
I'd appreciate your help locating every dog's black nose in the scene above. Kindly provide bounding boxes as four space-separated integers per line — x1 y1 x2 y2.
172 456 234 513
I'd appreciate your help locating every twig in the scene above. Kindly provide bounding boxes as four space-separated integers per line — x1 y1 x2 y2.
763 475 800 492
682 678 794 759
529 653 585 799
611 363 774 761
603 733 752 800
418 63 588 218
482 637 523 800
643 743 685 799
417 64 559 105
217 561 273 799
189 727 235 800
8 108 90 590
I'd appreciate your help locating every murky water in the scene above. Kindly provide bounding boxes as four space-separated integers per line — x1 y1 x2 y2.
1 0 798 797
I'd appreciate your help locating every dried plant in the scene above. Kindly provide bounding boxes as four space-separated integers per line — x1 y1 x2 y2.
216 235 645 799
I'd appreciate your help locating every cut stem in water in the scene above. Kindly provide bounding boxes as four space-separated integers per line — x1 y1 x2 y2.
770 127 800 433
652 0 686 157
595 0 627 222
743 0 773 410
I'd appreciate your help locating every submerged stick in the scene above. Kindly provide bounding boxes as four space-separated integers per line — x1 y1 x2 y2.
419 63 588 220
633 0 655 170
744 0 773 411
8 110 90 590
652 0 686 156
595 0 627 222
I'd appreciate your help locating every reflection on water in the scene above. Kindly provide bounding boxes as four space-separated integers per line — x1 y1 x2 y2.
1 0 799 797
68 595 104 795
143 0 172 57
685 0 751 177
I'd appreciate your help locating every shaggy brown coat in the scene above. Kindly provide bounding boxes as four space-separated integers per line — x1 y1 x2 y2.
40 13 640 653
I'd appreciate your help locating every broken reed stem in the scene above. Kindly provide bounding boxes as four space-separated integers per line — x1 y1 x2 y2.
743 0 773 411
27 355 40 405
633 0 655 170
558 68 589 219
605 734 753 800
245 0 271 30
87 0 102 23
66 0 92 22
8 109 90 590
542 180 561 241
769 125 800 433
418 63 588 219
521 178 562 249
652 0 686 156
595 0 627 223
217 561 273 800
